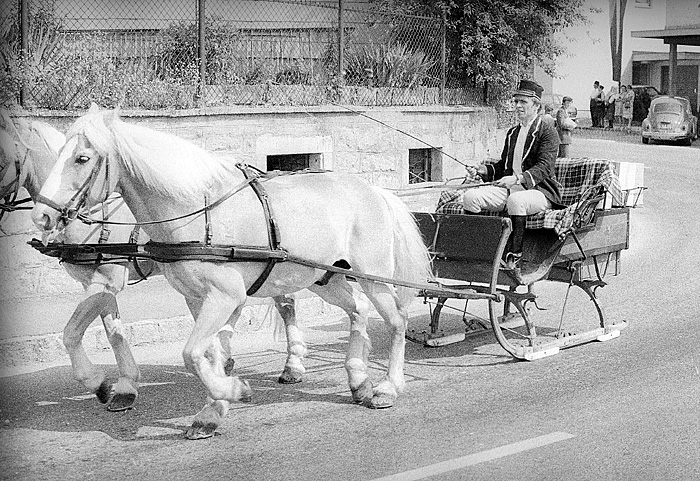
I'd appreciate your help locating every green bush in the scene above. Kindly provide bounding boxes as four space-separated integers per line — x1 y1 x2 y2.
345 43 435 88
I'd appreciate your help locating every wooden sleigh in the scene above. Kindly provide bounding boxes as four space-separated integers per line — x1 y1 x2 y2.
407 158 631 360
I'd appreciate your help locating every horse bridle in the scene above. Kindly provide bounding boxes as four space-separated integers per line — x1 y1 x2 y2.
36 151 109 228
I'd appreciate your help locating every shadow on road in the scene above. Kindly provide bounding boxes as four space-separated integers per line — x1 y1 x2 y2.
0 312 516 442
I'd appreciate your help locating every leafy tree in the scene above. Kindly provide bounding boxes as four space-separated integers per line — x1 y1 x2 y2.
370 0 589 103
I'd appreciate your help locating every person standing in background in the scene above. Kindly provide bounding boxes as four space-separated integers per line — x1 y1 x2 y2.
605 86 619 129
615 85 626 126
542 103 556 128
556 96 576 157
594 84 606 128
589 81 601 127
622 84 635 131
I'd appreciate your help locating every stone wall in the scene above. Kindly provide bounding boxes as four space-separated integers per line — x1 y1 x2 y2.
0 105 500 352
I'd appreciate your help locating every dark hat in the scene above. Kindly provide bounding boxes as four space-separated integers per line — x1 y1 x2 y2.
562 96 573 103
513 79 543 100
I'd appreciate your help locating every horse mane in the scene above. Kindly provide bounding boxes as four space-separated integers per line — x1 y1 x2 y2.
0 116 63 198
30 120 65 157
68 109 237 203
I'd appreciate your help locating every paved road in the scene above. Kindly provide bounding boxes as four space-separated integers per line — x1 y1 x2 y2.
1 137 699 481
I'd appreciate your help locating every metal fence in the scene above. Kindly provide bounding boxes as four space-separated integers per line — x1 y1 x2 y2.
0 0 483 110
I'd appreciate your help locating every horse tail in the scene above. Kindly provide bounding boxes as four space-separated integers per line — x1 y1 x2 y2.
375 188 434 310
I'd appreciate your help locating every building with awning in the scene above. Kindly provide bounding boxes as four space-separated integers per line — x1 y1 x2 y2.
631 3 700 114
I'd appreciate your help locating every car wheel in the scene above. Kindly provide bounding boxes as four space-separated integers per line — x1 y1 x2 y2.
642 136 649 144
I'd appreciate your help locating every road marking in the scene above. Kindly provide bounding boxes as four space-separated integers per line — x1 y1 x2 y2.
57 382 175 402
369 432 575 481
136 426 182 437
163 370 195 377
63 394 95 401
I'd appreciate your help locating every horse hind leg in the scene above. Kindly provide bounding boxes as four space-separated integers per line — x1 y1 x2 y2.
192 294 307 386
274 294 307 384
309 278 374 405
356 279 408 409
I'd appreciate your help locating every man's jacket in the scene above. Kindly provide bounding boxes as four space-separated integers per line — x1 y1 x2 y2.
483 115 563 207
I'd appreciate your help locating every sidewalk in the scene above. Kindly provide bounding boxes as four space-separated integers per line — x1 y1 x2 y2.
0 279 348 369
572 118 643 143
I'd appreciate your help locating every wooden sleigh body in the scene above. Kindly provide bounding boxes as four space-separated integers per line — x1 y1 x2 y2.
407 157 631 360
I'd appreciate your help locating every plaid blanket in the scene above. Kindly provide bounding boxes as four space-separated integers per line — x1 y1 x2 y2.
436 158 624 237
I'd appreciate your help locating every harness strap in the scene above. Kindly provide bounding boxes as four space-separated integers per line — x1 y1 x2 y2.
35 156 105 226
77 175 257 226
0 142 31 220
128 226 154 284
237 163 282 296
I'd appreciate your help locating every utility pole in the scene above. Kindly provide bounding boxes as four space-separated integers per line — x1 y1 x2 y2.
609 0 627 88
338 0 345 82
19 0 29 106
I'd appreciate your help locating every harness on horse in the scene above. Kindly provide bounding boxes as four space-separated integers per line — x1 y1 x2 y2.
32 164 326 296
0 142 33 221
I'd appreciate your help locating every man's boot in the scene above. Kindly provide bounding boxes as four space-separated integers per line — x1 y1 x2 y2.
505 215 527 270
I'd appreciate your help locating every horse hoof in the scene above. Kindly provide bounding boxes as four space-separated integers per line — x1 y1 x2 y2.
236 379 253 403
95 380 112 404
107 392 136 412
223 358 235 377
185 422 217 440
278 368 303 384
351 379 373 405
369 394 395 410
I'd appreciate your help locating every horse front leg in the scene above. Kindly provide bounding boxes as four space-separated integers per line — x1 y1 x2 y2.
274 294 307 384
63 290 120 404
90 264 140 412
183 297 252 440
101 307 140 412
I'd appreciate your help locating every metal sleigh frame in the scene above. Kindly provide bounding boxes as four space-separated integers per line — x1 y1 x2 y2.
30 166 629 362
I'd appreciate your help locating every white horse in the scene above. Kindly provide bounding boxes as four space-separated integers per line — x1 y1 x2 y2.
31 105 433 439
0 115 142 410
0 113 308 413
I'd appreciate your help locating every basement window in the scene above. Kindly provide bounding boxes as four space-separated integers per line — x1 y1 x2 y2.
266 153 322 172
408 148 442 184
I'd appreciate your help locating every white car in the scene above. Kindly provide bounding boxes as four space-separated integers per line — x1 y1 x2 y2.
641 96 698 146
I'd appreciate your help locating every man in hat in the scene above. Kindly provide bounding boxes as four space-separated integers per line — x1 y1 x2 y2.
462 79 562 271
